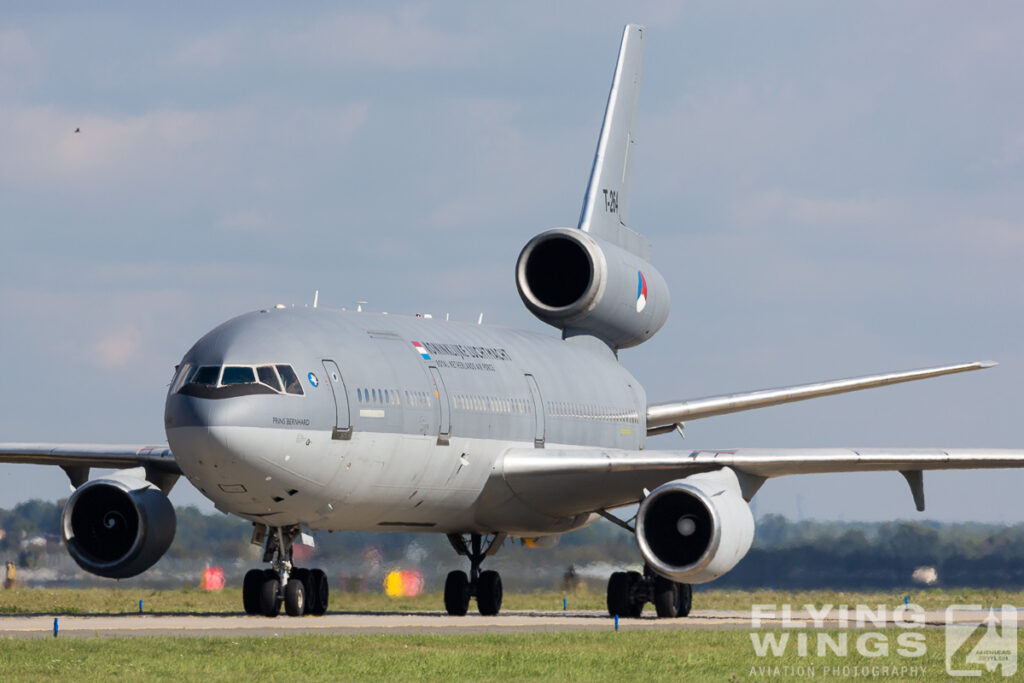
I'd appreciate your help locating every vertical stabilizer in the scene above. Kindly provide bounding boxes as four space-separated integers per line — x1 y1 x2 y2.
577 24 649 260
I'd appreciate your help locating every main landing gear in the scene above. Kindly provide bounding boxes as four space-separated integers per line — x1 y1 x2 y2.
242 525 330 618
607 565 692 618
443 533 506 616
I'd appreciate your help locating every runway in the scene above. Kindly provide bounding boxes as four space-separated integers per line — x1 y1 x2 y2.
0 608 997 638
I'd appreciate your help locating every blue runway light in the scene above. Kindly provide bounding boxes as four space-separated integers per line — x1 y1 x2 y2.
53 617 58 638
140 599 144 613
614 614 619 631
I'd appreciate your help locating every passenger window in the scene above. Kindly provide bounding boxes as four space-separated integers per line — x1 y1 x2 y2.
222 366 256 385
276 365 304 395
192 366 221 386
257 366 282 392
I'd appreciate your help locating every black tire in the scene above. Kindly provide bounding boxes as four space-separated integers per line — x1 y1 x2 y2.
653 576 681 618
678 583 693 617
624 571 644 617
285 577 306 617
307 569 329 616
606 571 629 617
259 571 282 617
477 570 503 616
242 569 263 615
444 570 470 616
291 567 310 591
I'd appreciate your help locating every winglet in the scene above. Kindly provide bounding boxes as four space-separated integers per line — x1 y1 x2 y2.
578 24 650 260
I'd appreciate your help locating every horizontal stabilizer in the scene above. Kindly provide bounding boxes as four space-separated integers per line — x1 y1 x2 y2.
646 361 996 435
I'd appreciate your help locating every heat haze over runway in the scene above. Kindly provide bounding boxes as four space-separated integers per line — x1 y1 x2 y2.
0 608 1007 639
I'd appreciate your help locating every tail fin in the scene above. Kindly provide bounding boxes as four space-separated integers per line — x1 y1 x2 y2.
577 24 649 260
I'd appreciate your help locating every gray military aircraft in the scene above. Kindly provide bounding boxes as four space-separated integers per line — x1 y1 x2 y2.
3 24 1024 619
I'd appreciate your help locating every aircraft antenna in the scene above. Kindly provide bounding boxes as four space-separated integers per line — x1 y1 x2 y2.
357 301 367 313
477 313 484 325
313 290 319 308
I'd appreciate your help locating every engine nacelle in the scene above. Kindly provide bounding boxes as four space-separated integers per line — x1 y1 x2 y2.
635 468 754 584
61 474 176 579
516 228 669 349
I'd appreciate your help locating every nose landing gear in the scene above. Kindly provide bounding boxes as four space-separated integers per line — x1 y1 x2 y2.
444 533 506 616
242 525 330 617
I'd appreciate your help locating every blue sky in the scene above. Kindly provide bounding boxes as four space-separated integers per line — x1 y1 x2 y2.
2 2 1023 522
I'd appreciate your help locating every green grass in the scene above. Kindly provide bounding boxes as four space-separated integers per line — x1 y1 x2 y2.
0 630 966 681
1 586 1022 615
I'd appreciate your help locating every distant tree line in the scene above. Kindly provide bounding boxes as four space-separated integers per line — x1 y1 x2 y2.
2 500 1024 588
718 514 1024 589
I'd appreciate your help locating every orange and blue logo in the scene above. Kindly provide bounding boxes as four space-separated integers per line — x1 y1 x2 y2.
636 271 648 312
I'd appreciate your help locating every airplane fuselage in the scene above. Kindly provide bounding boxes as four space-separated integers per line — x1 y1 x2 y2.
164 306 646 537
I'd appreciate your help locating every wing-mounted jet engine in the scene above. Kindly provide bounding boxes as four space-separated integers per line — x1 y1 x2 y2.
516 228 669 349
61 471 176 579
635 468 755 584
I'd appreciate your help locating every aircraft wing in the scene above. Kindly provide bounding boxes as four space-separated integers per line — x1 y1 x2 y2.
646 361 994 435
0 443 179 488
500 447 1024 518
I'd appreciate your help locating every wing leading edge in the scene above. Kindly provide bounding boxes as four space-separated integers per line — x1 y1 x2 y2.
0 443 179 489
500 447 1024 519
646 361 995 435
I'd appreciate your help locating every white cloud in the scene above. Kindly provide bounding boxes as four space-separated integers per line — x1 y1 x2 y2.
733 189 889 229
0 28 39 90
171 5 484 72
93 323 144 368
0 105 213 187
0 100 369 212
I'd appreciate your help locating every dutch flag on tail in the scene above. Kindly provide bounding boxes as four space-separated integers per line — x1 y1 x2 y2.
636 271 648 312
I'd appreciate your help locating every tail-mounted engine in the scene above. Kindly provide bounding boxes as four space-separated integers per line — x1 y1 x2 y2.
516 228 669 350
61 473 176 579
635 468 754 584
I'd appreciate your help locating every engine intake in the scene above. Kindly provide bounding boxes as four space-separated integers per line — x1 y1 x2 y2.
635 468 754 584
61 475 176 579
516 228 669 349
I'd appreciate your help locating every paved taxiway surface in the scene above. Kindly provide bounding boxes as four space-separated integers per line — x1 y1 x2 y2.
0 609 1005 638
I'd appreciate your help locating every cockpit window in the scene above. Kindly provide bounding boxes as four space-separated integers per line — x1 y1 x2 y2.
222 366 256 385
257 365 282 392
192 366 221 386
276 364 304 395
178 363 304 399
169 363 194 394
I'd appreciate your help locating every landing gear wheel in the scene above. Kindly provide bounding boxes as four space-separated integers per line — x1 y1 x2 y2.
678 582 692 617
259 570 282 617
291 567 310 595
477 570 503 616
654 576 682 618
307 569 329 616
242 569 264 615
607 571 630 617
623 571 644 617
285 577 306 617
444 570 470 616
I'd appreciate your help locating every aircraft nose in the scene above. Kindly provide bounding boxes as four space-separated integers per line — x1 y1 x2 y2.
164 394 257 470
